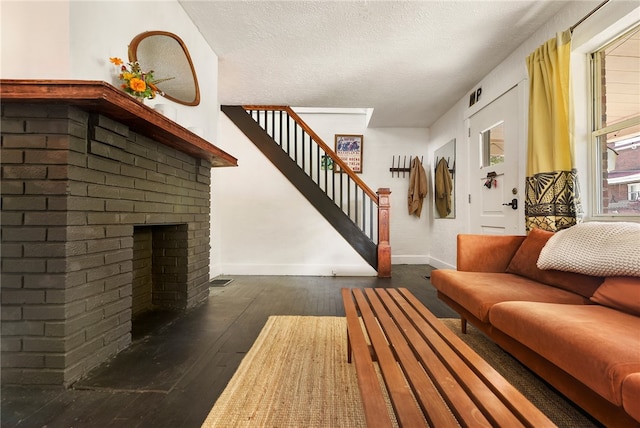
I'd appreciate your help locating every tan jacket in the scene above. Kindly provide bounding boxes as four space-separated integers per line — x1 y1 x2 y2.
435 157 453 218
408 157 428 217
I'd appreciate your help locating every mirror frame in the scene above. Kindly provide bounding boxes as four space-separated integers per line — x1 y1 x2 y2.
128 31 201 106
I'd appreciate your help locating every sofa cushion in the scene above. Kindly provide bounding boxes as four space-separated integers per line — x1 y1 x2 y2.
430 270 590 323
506 228 603 297
622 373 640 423
489 302 640 406
457 234 525 272
537 221 640 277
591 276 640 316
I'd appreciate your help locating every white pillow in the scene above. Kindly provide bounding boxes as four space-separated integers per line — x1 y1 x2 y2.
537 222 640 277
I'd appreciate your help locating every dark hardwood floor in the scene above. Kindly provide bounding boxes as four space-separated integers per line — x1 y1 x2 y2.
2 265 455 428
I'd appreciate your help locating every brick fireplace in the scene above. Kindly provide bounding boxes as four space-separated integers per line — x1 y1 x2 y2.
0 80 237 386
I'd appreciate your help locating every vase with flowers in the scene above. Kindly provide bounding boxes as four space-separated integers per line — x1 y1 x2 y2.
109 57 173 102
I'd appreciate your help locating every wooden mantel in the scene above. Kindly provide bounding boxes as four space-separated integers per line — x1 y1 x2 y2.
0 79 237 167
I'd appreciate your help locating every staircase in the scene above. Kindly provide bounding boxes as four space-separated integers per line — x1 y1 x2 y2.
221 105 391 277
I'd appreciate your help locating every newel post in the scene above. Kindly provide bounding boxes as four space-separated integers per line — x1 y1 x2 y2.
377 188 391 278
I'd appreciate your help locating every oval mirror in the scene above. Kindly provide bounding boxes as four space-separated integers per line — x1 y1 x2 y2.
128 31 200 106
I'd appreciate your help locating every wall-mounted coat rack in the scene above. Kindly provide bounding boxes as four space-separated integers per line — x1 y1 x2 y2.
390 155 423 178
434 156 456 175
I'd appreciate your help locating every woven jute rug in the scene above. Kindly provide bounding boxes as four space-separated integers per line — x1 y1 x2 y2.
202 316 597 428
202 316 368 427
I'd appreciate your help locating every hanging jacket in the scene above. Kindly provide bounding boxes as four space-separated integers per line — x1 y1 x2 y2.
435 157 453 218
408 157 428 217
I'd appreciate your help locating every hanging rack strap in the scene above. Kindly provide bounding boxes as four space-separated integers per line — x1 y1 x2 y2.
570 0 609 33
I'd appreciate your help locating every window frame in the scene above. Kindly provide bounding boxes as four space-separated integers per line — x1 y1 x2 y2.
589 24 640 220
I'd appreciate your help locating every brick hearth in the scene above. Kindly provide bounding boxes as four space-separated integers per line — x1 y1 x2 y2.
0 80 237 387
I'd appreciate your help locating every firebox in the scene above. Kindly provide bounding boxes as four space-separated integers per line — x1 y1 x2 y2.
132 224 191 318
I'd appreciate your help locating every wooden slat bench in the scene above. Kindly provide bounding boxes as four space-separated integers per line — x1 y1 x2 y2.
341 287 556 428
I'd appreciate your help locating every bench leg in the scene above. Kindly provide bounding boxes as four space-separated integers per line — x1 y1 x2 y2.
461 318 467 334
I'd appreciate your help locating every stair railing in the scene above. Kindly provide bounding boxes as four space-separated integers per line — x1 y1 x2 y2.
242 106 390 276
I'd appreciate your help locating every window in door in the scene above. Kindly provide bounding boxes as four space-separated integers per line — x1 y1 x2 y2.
591 24 640 216
481 121 505 167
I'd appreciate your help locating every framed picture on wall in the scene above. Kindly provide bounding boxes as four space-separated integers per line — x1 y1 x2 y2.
334 134 363 173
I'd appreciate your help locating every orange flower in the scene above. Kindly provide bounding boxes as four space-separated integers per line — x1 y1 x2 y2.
109 56 170 99
129 77 147 92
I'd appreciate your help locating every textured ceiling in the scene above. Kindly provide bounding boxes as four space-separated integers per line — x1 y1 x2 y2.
179 1 570 128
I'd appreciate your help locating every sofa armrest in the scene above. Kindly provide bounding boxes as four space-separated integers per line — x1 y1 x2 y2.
457 234 525 272
622 373 640 423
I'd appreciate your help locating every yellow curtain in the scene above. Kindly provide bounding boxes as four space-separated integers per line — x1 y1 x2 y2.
525 29 581 232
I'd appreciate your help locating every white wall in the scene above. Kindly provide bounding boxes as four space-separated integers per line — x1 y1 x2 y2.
1 2 72 78
211 110 429 276
361 127 430 264
212 113 374 277
427 103 469 269
426 0 640 269
1 1 218 140
299 112 431 265
2 0 224 278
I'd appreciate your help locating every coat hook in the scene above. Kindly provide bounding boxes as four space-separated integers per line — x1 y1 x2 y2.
390 154 422 177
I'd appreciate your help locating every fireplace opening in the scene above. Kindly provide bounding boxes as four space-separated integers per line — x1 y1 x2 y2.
132 224 189 338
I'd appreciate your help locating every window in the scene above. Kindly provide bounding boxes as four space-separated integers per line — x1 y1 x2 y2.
481 122 505 167
591 24 640 216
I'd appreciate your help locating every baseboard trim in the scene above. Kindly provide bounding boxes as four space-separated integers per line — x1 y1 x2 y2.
217 263 376 277
428 256 455 270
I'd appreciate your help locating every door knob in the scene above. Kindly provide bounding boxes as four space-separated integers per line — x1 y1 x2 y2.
502 198 518 210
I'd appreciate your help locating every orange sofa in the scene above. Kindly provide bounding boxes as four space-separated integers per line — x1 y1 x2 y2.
431 228 640 427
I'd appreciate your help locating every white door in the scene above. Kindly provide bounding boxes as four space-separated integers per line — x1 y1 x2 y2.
468 85 525 235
